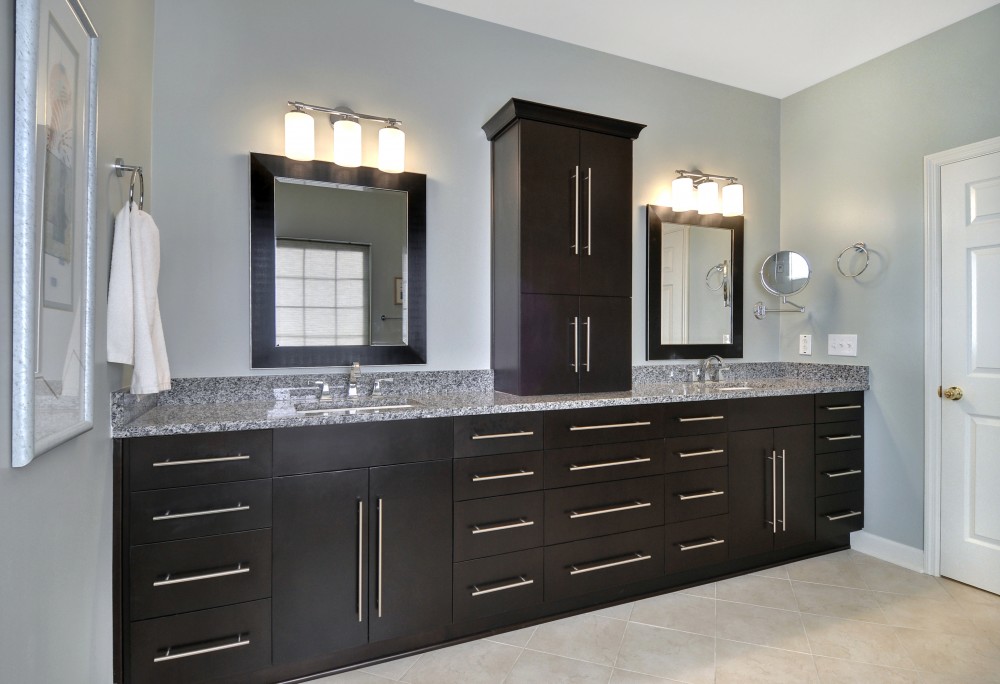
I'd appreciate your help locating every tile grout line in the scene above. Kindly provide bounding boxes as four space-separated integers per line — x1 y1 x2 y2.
499 645 526 684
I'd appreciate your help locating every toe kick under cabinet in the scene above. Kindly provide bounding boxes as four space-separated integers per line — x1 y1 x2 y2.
114 391 864 683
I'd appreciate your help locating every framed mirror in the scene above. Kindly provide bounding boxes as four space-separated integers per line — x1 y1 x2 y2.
761 250 811 296
250 153 426 367
646 205 743 360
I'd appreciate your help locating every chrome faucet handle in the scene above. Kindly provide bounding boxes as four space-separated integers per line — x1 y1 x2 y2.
348 361 361 397
313 380 331 401
372 378 394 396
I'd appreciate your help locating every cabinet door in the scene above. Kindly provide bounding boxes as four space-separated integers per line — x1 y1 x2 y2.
578 296 631 392
272 469 368 664
773 425 815 550
369 461 452 643
728 429 776 559
579 131 632 297
520 294 581 395
519 120 581 295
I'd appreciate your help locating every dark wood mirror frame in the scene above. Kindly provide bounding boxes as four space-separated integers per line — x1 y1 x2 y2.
250 152 427 368
646 205 744 360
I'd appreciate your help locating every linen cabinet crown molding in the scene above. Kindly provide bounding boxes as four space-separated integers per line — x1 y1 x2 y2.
482 98 646 142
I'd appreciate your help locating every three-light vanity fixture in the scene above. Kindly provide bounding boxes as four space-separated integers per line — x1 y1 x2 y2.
284 101 405 173
670 170 744 216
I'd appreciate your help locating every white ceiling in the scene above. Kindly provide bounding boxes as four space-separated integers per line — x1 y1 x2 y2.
414 0 999 98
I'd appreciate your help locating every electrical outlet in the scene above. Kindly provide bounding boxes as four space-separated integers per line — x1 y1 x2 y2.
799 334 812 355
828 333 858 357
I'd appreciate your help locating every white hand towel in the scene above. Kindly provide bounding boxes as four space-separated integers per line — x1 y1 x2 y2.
107 203 171 394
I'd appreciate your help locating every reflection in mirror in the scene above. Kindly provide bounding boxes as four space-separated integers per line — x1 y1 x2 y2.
647 206 743 360
250 153 426 368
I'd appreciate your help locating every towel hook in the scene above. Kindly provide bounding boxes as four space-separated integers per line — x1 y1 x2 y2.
837 242 869 277
114 158 144 210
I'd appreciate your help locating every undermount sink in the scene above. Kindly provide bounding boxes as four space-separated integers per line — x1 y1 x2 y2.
294 397 419 415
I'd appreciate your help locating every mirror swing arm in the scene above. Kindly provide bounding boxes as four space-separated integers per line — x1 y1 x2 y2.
753 297 805 319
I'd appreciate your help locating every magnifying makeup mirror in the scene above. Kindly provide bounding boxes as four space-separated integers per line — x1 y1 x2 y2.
754 250 810 319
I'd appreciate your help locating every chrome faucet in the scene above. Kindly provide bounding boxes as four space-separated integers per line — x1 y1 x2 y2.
700 355 726 382
313 380 333 402
348 361 361 397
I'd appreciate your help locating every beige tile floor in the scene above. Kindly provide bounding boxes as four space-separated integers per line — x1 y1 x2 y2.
314 550 1000 684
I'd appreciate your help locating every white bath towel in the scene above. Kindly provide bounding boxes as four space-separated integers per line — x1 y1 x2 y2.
107 202 171 394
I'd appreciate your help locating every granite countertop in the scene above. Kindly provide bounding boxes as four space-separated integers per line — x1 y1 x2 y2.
112 364 869 438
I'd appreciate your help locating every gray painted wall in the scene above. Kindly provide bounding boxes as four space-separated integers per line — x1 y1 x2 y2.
0 0 154 681
779 5 1000 548
150 0 781 377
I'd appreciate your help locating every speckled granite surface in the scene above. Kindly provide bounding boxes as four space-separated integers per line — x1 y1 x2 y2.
112 363 868 438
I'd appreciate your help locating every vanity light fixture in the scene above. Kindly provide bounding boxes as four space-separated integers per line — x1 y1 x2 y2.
284 101 406 173
671 170 744 216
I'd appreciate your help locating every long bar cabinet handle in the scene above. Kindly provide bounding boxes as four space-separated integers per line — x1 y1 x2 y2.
781 449 787 532
676 490 725 501
152 454 250 467
826 510 863 521
377 498 383 618
586 167 592 255
676 415 725 423
471 576 534 597
153 563 249 587
152 503 249 521
358 500 364 623
825 468 863 478
472 518 535 535
823 404 862 411
677 448 725 458
471 430 535 441
768 452 777 533
678 538 726 551
572 317 579 372
153 634 249 663
569 456 651 471
824 434 862 441
472 469 535 482
570 500 650 519
570 552 651 575
572 166 580 254
569 421 651 432
584 316 591 372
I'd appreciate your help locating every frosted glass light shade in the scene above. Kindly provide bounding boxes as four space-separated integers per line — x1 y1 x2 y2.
333 118 362 167
284 110 315 161
697 181 720 215
377 125 405 173
671 177 694 211
722 183 744 216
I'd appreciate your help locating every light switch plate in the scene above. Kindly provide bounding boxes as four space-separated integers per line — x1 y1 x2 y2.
799 334 812 355
828 333 858 356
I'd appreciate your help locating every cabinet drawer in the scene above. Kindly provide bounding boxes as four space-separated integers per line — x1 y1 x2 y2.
665 514 729 574
454 492 544 562
453 451 543 501
815 392 864 424
544 527 664 603
130 480 272 545
816 491 864 539
663 401 729 436
544 476 664 545
665 467 729 523
453 548 544 623
816 421 864 453
664 434 727 473
544 440 663 489
729 395 813 431
455 413 543 458
544 405 663 449
129 431 272 492
816 451 864 497
129 599 271 684
130 529 272 620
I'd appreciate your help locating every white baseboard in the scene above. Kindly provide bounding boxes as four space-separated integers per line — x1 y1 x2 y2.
850 531 926 572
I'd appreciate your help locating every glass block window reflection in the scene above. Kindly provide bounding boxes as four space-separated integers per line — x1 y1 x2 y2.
275 239 370 346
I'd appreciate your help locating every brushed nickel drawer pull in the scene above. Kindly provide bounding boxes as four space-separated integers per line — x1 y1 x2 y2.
823 404 862 411
472 518 534 535
472 469 535 482
152 454 250 467
153 634 249 663
678 537 725 551
824 434 862 441
570 552 651 575
569 456 651 471
377 498 384 618
153 563 249 587
826 510 863 521
677 448 725 458
570 500 651 519
676 489 725 501
471 430 535 441
569 421 651 432
676 415 725 423
471 575 534 597
152 503 250 521
357 500 364 623
825 468 863 478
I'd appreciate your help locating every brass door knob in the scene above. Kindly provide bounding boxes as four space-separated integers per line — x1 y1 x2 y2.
942 386 964 401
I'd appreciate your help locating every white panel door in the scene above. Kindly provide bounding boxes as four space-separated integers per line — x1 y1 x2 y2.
940 150 1000 594
660 226 688 344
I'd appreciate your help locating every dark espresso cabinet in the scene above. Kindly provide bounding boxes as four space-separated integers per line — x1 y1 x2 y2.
485 99 644 395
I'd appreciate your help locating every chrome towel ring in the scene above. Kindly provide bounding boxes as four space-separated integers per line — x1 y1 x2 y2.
113 158 144 210
837 242 869 277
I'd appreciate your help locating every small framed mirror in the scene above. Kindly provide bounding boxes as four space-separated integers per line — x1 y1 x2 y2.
646 206 744 360
753 250 810 319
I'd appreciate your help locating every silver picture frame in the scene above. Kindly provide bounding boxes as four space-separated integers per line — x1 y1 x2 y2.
12 0 98 467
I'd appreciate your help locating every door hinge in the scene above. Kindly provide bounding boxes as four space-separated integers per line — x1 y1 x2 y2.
937 386 942 398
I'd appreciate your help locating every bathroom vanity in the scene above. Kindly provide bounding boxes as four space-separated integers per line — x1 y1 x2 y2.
112 369 867 684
